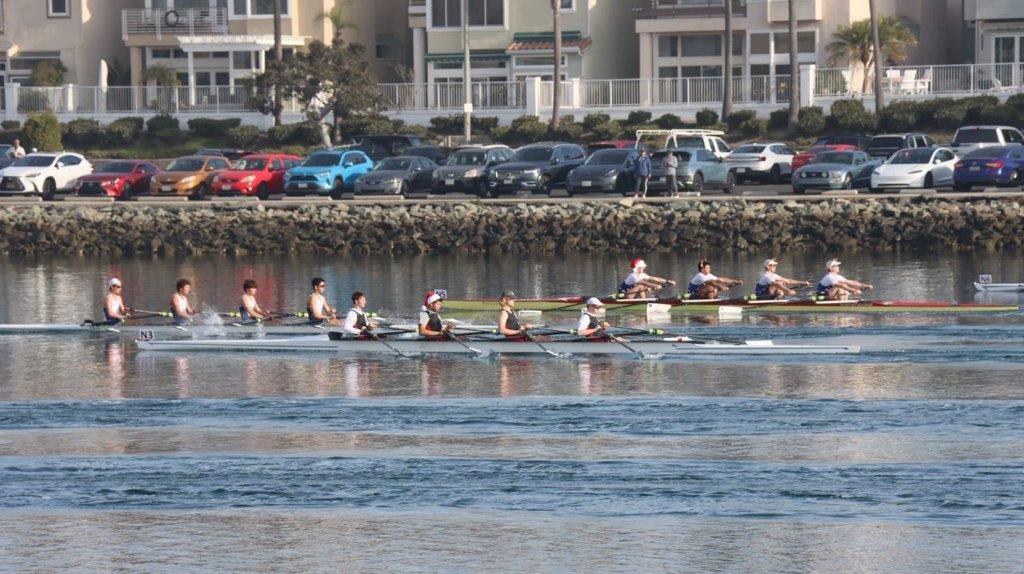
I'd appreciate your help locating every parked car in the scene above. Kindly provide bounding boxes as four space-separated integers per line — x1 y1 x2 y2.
952 145 1024 191
867 133 935 159
649 147 736 195
811 133 872 151
73 160 160 200
870 147 958 191
149 155 230 200
0 158 15 171
432 145 514 196
0 152 93 200
637 129 732 160
354 156 437 196
209 153 302 200
196 148 257 162
0 145 12 158
791 144 859 171
283 150 373 199
950 125 1024 156
487 142 586 196
405 145 452 165
565 148 640 196
792 150 881 193
587 140 647 154
725 142 795 184
352 135 424 159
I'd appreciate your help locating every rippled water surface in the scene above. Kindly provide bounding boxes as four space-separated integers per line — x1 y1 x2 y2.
1 250 1023 572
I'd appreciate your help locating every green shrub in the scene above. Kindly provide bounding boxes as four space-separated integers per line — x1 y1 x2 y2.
267 123 297 145
61 118 103 148
108 117 144 141
489 126 510 142
146 114 179 135
1 120 20 130
725 110 757 132
227 125 263 148
695 109 719 128
337 115 393 141
795 106 826 137
154 127 185 145
549 115 583 141
738 118 768 138
268 121 322 145
592 120 623 141
877 100 922 132
428 115 498 135
626 110 652 125
502 115 548 145
932 103 967 130
655 113 683 129
187 117 242 137
827 99 875 133
768 109 789 130
582 113 610 131
960 95 1000 124
23 113 62 151
978 104 1015 125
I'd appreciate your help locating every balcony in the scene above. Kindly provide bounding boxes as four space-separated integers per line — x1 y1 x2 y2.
973 0 1024 21
766 0 822 23
121 8 228 41
408 0 426 15
635 0 747 19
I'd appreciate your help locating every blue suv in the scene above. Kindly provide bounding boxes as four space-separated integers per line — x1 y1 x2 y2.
284 150 373 199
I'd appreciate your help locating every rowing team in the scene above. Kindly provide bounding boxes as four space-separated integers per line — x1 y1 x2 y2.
618 258 874 301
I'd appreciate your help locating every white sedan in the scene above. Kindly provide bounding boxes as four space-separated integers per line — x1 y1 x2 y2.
870 146 958 191
0 152 93 199
725 142 795 184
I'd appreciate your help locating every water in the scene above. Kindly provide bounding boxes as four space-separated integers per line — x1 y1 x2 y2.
1 250 1023 572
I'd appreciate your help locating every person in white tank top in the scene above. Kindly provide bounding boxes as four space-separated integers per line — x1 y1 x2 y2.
306 277 341 325
101 277 132 325
170 279 195 326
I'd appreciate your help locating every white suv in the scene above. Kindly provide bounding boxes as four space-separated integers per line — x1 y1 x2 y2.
636 129 732 160
0 152 93 200
950 125 1024 155
726 142 795 184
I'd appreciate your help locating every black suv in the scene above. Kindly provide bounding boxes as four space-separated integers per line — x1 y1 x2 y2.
352 135 424 159
432 145 514 196
867 133 935 159
487 142 586 196
811 133 872 151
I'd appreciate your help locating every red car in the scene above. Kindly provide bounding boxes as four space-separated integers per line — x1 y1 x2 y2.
209 153 302 200
791 144 859 171
73 160 160 200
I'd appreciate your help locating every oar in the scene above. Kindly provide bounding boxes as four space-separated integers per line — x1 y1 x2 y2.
609 326 749 346
132 309 173 319
522 329 565 358
444 330 485 355
605 333 647 358
365 329 412 358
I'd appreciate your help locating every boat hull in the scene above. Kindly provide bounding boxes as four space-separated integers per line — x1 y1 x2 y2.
974 282 1024 292
0 322 494 337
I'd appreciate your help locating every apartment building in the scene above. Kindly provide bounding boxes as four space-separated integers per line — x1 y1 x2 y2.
407 0 646 90
965 0 1024 67
122 0 409 90
0 0 133 88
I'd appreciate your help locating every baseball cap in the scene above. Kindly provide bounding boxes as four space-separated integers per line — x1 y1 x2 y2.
586 297 605 307
826 259 842 269
500 290 517 299
631 258 647 270
764 259 779 268
424 291 444 306
107 278 122 289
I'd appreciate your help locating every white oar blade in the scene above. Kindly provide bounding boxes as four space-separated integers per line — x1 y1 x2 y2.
646 303 672 318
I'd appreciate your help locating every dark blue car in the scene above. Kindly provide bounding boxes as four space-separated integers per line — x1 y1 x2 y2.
953 145 1024 191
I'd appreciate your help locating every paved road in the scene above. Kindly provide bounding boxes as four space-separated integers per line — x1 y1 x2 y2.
1 184 1021 209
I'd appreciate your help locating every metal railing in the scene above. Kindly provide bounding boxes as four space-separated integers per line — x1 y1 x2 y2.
379 81 526 110
814 63 1024 98
638 0 747 17
121 8 228 40
14 85 301 115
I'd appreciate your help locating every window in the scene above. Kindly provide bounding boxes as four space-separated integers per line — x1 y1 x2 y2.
271 159 282 170
59 155 81 166
560 0 574 10
750 33 770 55
195 72 211 86
681 35 721 57
658 66 677 78
432 0 503 28
151 49 172 59
995 36 1016 64
233 0 289 17
773 31 816 54
658 36 678 58
176 72 189 86
48 0 69 17
1004 129 1024 145
215 72 230 86
732 32 743 56
233 51 253 69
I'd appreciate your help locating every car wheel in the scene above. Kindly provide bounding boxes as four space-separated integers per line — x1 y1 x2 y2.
692 173 704 193
399 182 410 197
723 172 736 194
536 175 551 195
477 182 488 198
954 184 972 192
1005 170 1021 187
769 165 782 185
191 183 206 201
841 174 853 190
119 184 132 201
256 183 269 201
923 173 933 190
41 178 57 201
330 178 344 200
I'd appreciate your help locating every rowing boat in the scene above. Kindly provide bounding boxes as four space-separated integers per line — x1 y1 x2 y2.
0 322 496 337
974 282 1024 292
136 334 859 356
440 296 1020 314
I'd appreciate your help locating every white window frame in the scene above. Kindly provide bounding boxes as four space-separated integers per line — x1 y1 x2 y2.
746 28 818 66
427 0 508 32
559 0 576 12
991 34 1024 65
47 0 70 18
229 0 291 19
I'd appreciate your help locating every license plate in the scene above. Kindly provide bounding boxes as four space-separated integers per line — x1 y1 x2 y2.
161 185 172 192
582 181 592 187
736 168 747 173
298 183 309 188
969 166 980 172
504 179 513 184
445 179 455 186
222 184 232 191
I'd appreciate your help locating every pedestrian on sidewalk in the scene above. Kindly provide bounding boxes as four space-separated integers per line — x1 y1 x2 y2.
8 139 25 159
633 149 651 198
663 150 679 198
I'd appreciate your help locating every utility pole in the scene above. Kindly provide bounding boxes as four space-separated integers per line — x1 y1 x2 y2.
869 0 885 112
462 0 472 142
272 0 283 126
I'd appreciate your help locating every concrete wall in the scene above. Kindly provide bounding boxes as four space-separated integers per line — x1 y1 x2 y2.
584 0 644 79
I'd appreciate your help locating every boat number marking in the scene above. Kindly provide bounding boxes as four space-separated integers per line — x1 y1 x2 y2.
138 330 155 341
979 274 993 284
433 289 448 299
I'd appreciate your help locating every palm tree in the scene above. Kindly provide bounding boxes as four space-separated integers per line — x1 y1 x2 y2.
826 17 918 93
869 0 884 111
549 0 562 130
317 0 358 46
143 64 180 87
786 0 799 136
272 0 283 126
722 0 733 120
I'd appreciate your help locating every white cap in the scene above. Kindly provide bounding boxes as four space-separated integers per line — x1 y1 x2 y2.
764 259 779 268
826 259 842 269
586 297 605 307
107 277 122 288
632 258 647 270
425 292 444 305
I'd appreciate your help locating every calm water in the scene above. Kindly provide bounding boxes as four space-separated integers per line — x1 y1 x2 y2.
1 250 1023 572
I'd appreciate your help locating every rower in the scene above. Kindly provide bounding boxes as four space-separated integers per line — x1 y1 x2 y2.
816 259 874 301
418 290 453 339
617 258 676 299
498 290 536 340
342 291 378 337
688 259 743 299
577 297 612 339
101 278 132 325
170 278 195 326
306 277 340 325
239 279 272 323
754 258 811 300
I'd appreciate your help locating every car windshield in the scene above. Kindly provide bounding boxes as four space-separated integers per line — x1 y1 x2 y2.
888 149 934 164
652 151 691 162
584 150 631 165
96 162 138 173
964 147 1007 159
375 158 412 171
406 147 436 156
302 153 341 167
448 151 486 166
13 156 56 168
814 152 854 164
734 145 766 154
166 158 205 171
232 158 267 170
514 148 553 162
673 137 704 148
870 137 905 148
954 129 999 145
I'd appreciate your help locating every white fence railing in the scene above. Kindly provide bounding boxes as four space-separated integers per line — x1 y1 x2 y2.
13 85 301 115
813 64 1024 98
121 8 228 41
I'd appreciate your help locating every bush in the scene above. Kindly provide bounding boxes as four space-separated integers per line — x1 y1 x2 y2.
337 115 393 141
23 113 62 151
978 104 1015 125
738 118 768 138
103 117 144 146
268 121 322 146
498 115 547 146
154 127 185 145
227 125 263 148
655 113 683 129
1 121 20 130
592 120 623 141
695 109 719 128
933 104 968 130
549 115 583 141
795 106 826 137
61 118 103 148
146 114 179 135
768 109 789 130
428 115 498 135
725 110 757 132
827 99 875 133
626 111 652 125
582 113 610 131
187 117 242 137
877 101 922 132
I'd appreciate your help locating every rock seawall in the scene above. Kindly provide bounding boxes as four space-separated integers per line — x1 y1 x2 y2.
1 198 1022 256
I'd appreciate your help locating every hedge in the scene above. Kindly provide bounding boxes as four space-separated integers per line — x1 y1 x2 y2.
227 125 263 148
105 117 145 146
796 107 826 137
725 110 757 132
146 114 179 135
695 109 719 127
23 113 62 151
428 115 499 135
62 118 103 148
1 120 20 130
827 99 875 133
187 117 242 137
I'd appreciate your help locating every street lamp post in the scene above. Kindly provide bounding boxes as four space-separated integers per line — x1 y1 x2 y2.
462 0 472 142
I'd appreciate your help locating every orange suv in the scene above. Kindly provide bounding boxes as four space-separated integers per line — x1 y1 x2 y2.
149 155 230 200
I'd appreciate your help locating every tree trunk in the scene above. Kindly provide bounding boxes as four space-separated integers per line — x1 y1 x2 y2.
869 0 885 112
722 0 733 120
786 0 800 136
272 0 283 127
862 57 873 94
550 0 562 131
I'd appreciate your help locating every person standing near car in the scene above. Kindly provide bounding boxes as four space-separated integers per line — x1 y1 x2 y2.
8 139 25 159
663 150 679 198
633 149 652 198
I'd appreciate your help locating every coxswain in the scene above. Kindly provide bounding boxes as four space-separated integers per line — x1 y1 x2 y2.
306 277 340 325
239 279 272 323
754 259 811 300
688 259 743 299
101 277 132 325
816 260 874 301
498 291 536 340
170 278 195 326
418 290 453 338
342 291 378 337
577 297 613 339
617 258 676 299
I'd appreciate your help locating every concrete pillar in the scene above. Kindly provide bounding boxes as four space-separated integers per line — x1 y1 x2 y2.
187 51 196 106
130 47 145 86
768 31 776 103
799 63 815 107
4 83 18 121
639 32 653 106
570 78 582 110
65 84 75 113
413 27 426 108
525 76 541 118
